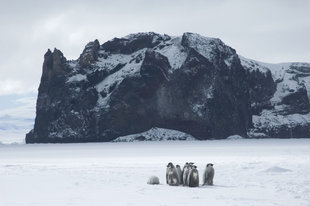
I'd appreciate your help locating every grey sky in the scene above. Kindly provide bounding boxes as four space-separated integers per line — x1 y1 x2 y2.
0 0 310 96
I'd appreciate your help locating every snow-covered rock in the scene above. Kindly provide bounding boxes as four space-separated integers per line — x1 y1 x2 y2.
113 128 196 142
26 32 310 143
240 56 310 138
147 176 160 185
27 32 251 143
181 32 236 67
226 135 244 140
67 74 87 83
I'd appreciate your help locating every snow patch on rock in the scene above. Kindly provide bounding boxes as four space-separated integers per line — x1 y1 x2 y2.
257 62 291 82
156 37 187 71
239 56 270 76
67 60 78 71
67 74 87 83
270 72 299 104
124 32 170 43
95 49 146 108
95 53 130 72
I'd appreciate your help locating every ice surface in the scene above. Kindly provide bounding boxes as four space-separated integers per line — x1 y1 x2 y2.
1 139 310 206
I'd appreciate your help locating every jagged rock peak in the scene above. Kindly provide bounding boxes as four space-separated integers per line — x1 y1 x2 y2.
44 48 52 56
123 32 171 42
53 47 64 54
181 32 237 66
44 48 65 58
39 47 70 96
79 39 100 67
42 48 67 68
101 32 171 54
84 39 100 49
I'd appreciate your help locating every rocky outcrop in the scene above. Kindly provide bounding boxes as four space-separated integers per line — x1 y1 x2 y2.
113 127 196 142
101 32 171 54
26 32 252 143
26 32 310 143
240 57 276 115
79 39 100 67
240 59 310 138
281 84 309 114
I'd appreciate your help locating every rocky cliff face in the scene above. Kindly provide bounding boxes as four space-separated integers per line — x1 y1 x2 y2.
240 58 310 138
26 32 310 143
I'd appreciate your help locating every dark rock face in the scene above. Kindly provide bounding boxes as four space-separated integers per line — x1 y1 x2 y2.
281 84 309 114
246 69 276 115
257 123 310 139
239 57 277 115
155 48 251 139
27 48 100 143
94 49 172 141
26 32 310 143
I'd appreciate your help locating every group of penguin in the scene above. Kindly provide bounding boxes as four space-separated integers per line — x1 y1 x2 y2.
166 162 214 187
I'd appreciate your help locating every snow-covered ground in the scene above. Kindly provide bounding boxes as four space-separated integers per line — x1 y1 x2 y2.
1 139 310 206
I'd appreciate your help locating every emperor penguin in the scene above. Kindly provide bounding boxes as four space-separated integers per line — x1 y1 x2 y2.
182 162 190 186
166 162 180 186
187 165 199 187
175 165 183 184
203 163 214 185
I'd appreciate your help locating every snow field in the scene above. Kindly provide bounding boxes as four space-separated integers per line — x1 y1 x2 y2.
1 139 310 206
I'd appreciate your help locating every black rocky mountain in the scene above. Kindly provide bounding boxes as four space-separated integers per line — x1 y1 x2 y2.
26 32 310 143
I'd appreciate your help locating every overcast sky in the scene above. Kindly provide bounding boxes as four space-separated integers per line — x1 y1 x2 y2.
1 0 310 96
